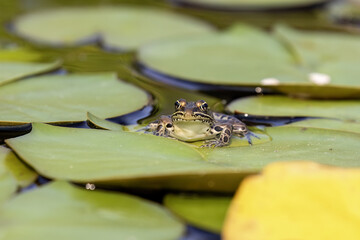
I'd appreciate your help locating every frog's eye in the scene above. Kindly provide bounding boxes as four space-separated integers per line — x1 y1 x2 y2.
197 100 208 111
175 99 186 109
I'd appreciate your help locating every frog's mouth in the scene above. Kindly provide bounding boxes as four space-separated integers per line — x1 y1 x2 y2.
172 113 213 124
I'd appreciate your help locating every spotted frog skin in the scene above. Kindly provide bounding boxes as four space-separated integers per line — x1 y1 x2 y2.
148 99 257 147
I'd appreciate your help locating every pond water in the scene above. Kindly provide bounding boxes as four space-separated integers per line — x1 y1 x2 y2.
0 0 359 239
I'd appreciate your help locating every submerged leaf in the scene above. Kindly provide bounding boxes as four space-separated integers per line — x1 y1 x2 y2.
0 73 149 125
5 123 360 192
223 161 360 240
13 6 214 50
0 181 184 240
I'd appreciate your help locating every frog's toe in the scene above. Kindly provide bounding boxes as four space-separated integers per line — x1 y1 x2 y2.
200 141 217 148
245 132 260 145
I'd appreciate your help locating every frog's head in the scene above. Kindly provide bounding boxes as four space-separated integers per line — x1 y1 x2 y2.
171 99 213 124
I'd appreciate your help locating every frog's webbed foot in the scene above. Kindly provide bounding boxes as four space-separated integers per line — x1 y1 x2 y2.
232 123 260 145
200 140 224 148
147 115 174 138
244 131 260 145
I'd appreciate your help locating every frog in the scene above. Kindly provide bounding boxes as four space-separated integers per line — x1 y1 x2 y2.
147 99 258 147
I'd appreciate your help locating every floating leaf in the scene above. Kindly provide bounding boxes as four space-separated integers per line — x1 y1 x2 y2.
227 95 360 122
86 112 124 131
275 25 360 67
164 194 231 233
0 146 37 203
289 119 360 134
223 161 360 240
0 181 184 240
0 73 149 125
0 60 61 86
6 123 360 192
13 6 214 50
139 24 306 86
139 24 360 98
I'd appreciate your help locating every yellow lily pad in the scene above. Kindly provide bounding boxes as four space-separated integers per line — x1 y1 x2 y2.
0 72 149 125
223 161 360 240
5 123 360 192
0 181 184 240
13 6 214 50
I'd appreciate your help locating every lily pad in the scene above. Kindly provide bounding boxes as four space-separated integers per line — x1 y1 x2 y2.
164 194 231 233
175 0 328 10
138 24 307 86
227 95 360 122
289 119 360 134
0 72 149 125
13 6 214 50
0 60 61 86
5 123 360 192
223 161 360 240
275 25 360 67
139 24 360 98
0 181 184 240
0 146 37 203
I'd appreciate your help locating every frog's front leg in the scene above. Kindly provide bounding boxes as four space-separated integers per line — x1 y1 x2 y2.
201 124 232 148
148 115 174 138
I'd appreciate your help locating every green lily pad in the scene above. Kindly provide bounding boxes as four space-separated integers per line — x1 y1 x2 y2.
289 119 360 134
0 146 37 203
139 24 360 98
86 112 124 131
164 194 231 233
227 95 360 122
13 6 214 50
6 123 360 192
275 25 360 68
0 60 61 86
0 181 184 240
176 0 327 10
0 72 149 125
139 24 306 86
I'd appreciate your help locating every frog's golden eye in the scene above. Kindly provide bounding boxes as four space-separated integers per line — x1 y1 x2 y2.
175 99 186 109
197 100 208 111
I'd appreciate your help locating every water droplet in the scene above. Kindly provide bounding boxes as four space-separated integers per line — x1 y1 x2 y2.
255 87 262 93
308 72 331 85
261 78 280 86
85 183 96 190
